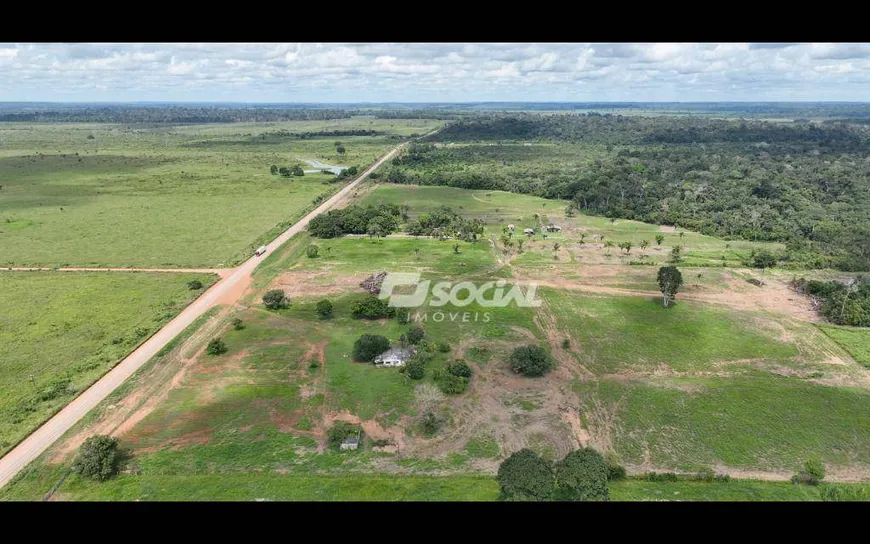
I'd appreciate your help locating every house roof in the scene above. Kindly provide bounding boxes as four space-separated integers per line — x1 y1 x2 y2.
374 346 417 362
342 436 359 444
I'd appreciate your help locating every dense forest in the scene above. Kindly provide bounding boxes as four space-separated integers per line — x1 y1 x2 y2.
0 105 357 124
383 114 870 271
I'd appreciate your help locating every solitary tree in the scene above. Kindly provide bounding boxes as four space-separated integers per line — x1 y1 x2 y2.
604 240 615 256
336 144 346 155
262 289 290 310
316 299 333 319
73 435 120 482
751 250 777 285
413 247 420 260
368 222 385 242
497 449 554 501
270 165 278 175
579 233 586 244
669 245 683 264
207 337 228 355
291 164 305 177
306 245 320 258
453 243 461 254
655 234 665 246
352 334 390 362
639 239 649 255
554 447 610 501
508 345 553 377
553 242 561 259
187 279 203 290
619 241 632 254
278 166 291 177
657 266 684 308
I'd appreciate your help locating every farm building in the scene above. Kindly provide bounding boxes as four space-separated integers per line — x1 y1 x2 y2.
545 224 562 232
340 436 359 451
374 346 417 367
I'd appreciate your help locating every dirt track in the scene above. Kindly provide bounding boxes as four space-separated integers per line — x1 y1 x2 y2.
0 138 415 489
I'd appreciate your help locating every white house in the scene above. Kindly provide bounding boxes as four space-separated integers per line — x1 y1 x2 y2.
523 228 535 235
545 224 562 232
508 224 516 232
340 436 359 451
374 346 417 367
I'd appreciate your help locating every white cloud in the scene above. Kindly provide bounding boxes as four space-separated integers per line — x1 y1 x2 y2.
0 43 869 102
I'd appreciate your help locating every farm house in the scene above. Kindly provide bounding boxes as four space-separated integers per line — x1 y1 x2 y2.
373 347 417 367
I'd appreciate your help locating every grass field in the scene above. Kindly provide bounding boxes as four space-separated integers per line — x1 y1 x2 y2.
0 118 440 267
574 373 870 471
543 288 802 374
819 325 870 368
0 270 217 455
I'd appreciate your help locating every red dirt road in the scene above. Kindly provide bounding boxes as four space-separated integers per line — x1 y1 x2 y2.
0 139 412 489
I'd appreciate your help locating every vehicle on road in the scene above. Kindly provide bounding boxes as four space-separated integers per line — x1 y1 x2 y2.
254 246 267 256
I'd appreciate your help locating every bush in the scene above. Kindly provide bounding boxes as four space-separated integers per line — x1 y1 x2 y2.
351 296 395 319
508 345 553 377
406 359 425 380
206 338 227 355
262 289 289 310
436 341 451 353
561 338 570 349
438 373 469 395
395 308 411 324
644 471 679 482
604 451 626 481
497 449 554 501
73 435 120 481
793 457 827 485
187 279 203 290
405 326 425 345
447 360 473 378
352 334 390 362
420 411 442 437
554 447 610 501
316 299 333 319
231 318 245 330
327 422 359 451
306 245 320 258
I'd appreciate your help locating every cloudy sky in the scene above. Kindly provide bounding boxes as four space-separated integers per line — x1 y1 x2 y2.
2 43 870 102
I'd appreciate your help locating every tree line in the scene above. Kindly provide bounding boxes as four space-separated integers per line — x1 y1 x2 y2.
383 115 870 271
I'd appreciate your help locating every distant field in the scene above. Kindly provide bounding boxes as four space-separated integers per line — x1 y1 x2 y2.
0 118 441 267
0 271 217 455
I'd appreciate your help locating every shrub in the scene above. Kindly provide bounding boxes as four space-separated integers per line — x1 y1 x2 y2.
316 299 333 319
497 449 554 501
644 471 679 482
508 345 553 377
187 279 203 290
406 359 425 380
405 325 425 345
436 341 451 353
73 435 120 481
306 245 320 258
447 360 473 378
420 411 442 437
604 451 626 481
438 373 469 395
554 447 610 501
206 338 227 355
395 308 411 324
793 457 827 485
561 338 570 350
351 296 395 319
231 318 245 330
262 289 289 310
352 334 390 362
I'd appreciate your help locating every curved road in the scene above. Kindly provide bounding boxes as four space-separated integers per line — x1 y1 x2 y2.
0 138 417 489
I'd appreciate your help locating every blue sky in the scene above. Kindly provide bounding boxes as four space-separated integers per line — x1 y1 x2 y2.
2 43 870 102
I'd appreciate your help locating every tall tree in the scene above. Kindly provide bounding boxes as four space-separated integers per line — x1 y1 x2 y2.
657 266 684 308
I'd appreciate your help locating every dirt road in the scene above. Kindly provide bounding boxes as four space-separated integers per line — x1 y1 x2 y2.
0 139 412 489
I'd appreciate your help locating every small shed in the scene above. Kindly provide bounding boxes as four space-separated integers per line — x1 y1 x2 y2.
374 346 417 367
545 224 562 232
340 436 359 450
523 228 535 235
